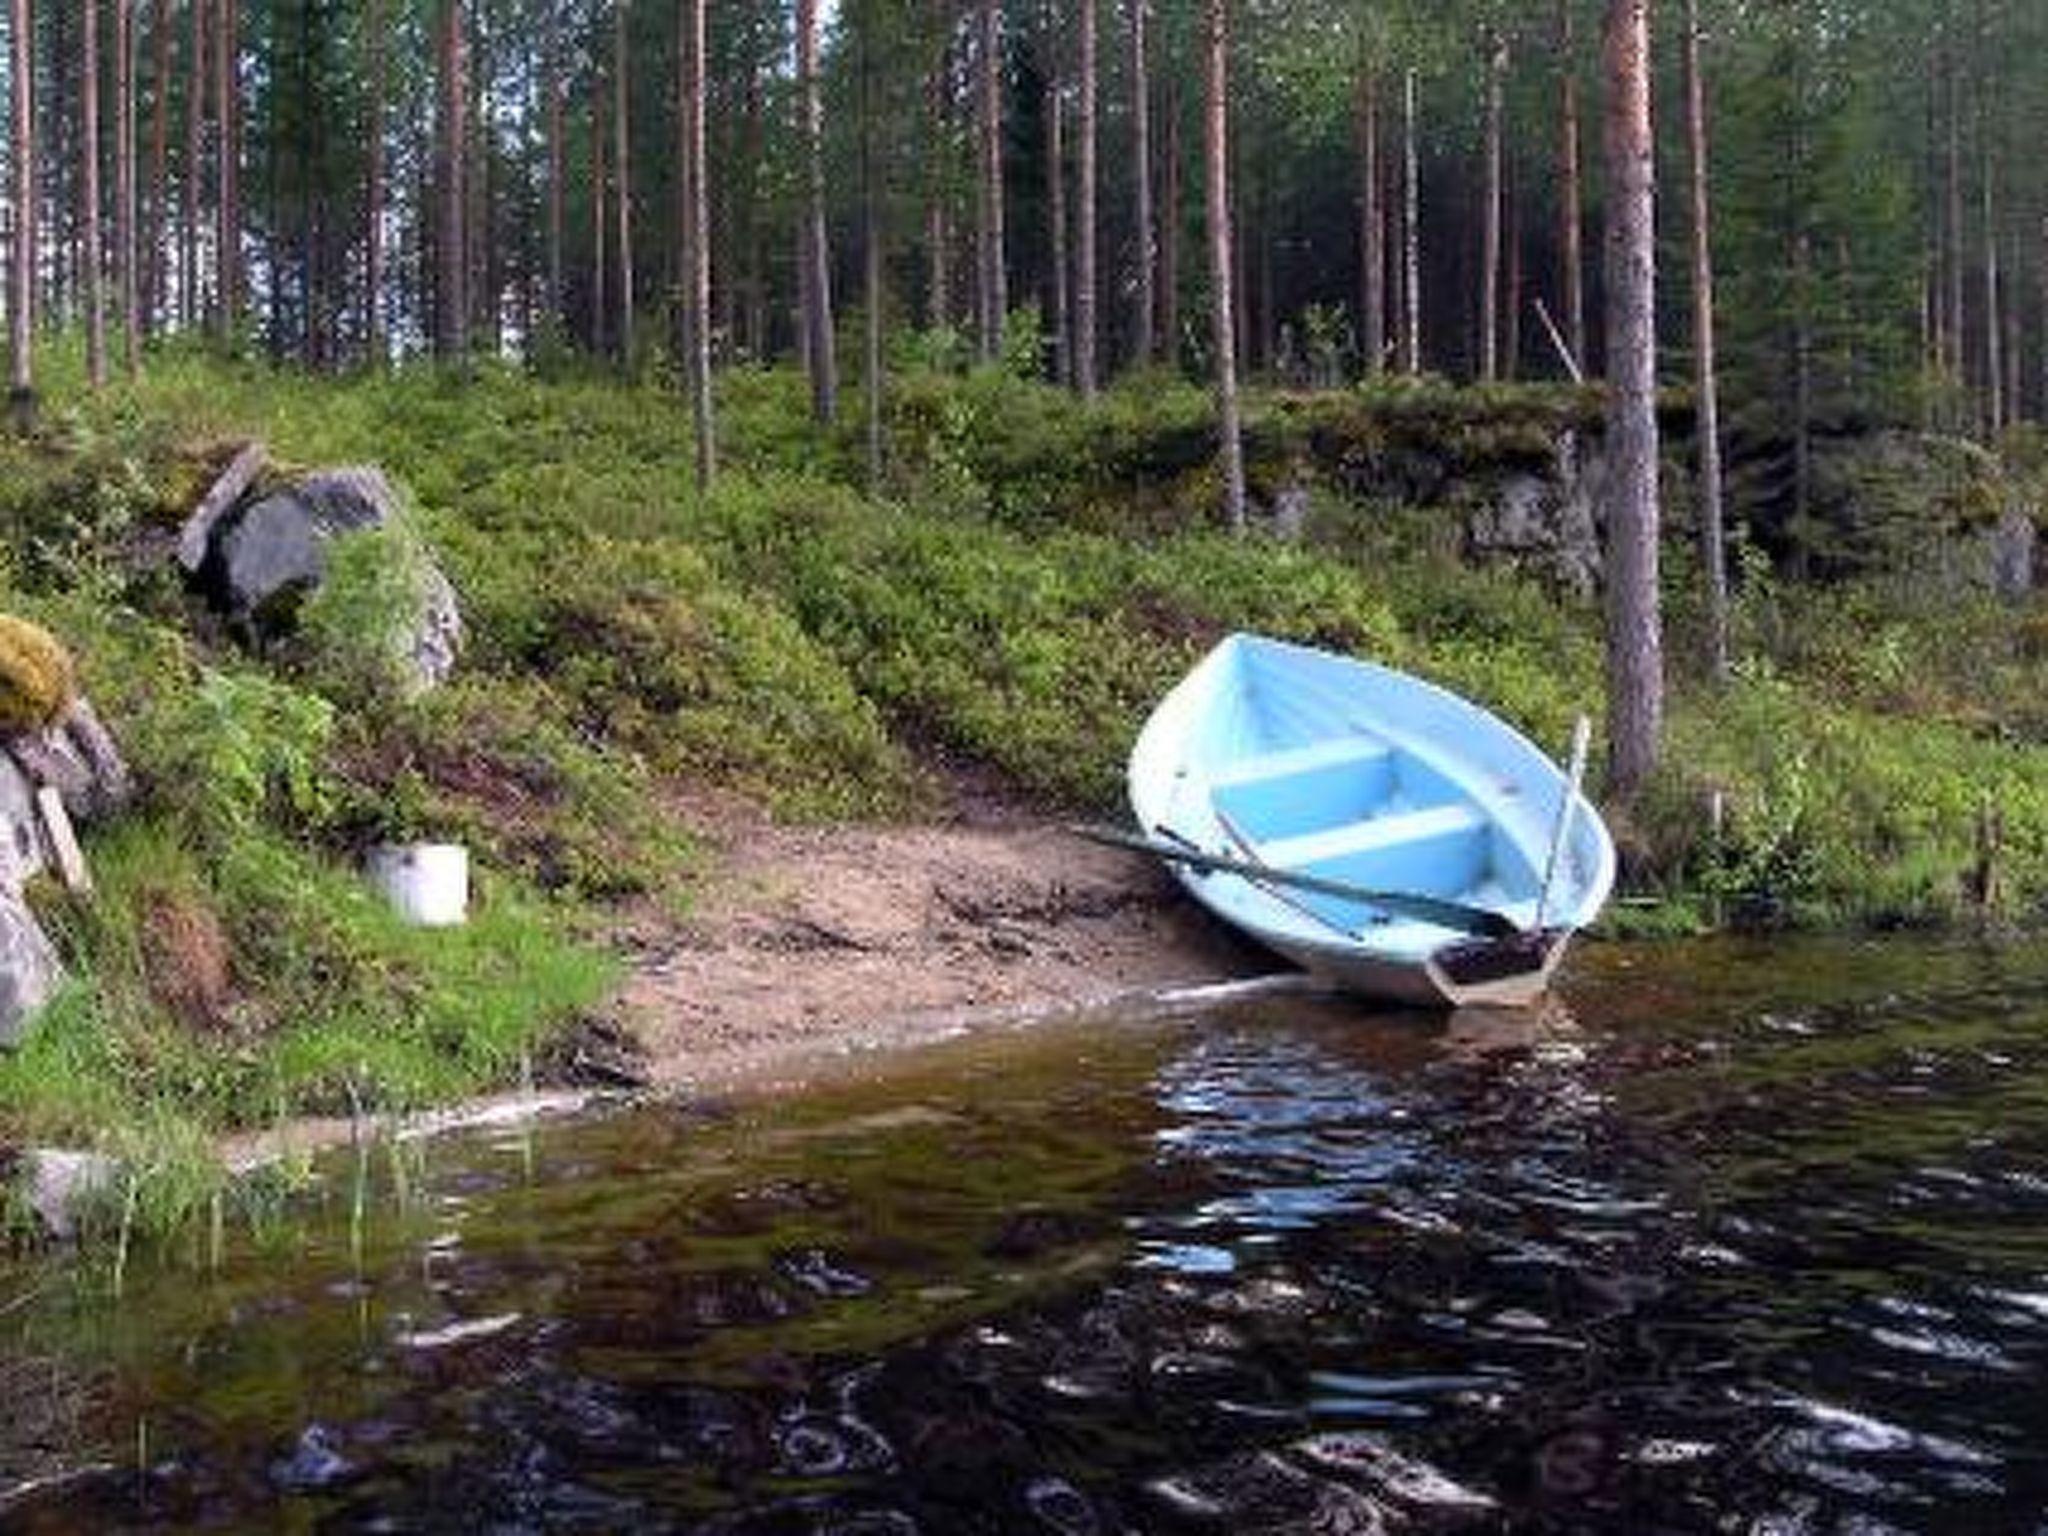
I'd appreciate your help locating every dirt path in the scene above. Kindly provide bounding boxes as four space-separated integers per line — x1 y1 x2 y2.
615 790 1266 1087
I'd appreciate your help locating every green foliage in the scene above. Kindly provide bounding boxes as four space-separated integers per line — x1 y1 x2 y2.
146 669 338 843
296 516 437 704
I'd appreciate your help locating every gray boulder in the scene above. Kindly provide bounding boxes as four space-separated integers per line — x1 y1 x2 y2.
1464 430 1604 595
17 1148 119 1240
4 696 133 825
0 881 60 1049
204 465 463 691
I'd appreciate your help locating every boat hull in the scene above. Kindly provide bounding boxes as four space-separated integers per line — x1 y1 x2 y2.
1128 634 1615 1008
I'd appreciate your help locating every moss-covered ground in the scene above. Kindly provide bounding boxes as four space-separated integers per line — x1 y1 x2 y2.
3 334 2046 1235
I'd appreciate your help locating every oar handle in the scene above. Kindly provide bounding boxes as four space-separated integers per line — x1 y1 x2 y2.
1534 714 1593 932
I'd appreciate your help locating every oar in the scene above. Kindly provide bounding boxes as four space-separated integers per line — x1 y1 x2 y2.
1533 714 1592 933
1071 823 1520 939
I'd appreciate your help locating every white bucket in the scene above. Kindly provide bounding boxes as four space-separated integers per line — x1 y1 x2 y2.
367 842 470 927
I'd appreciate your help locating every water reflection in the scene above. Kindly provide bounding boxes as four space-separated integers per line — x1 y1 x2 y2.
4 937 2048 1530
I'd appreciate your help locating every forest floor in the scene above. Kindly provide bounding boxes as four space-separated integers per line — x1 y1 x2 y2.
614 780 1261 1091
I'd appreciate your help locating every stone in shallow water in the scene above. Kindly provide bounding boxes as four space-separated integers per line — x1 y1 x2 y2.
0 882 61 1050
269 1424 356 1493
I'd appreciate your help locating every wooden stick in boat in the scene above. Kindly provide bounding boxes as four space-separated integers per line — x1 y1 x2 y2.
1534 714 1593 932
1071 823 1520 939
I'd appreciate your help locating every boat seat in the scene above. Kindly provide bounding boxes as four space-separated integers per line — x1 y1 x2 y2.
1259 802 1485 871
1208 736 1391 790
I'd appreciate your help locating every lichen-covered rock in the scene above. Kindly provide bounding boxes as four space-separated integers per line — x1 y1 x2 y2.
4 696 133 825
0 615 77 733
1463 431 1604 595
0 882 60 1050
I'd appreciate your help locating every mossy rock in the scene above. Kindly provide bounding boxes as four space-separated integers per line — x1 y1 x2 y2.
0 615 77 733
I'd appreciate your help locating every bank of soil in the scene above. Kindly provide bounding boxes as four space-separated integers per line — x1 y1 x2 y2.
617 791 1263 1087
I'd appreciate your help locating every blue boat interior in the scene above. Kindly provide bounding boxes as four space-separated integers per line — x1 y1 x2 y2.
1197 661 1546 938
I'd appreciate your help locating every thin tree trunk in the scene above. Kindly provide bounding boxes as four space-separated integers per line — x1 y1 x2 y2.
1983 151 2001 436
1074 0 1096 393
1792 228 1812 574
612 0 632 365
975 0 1006 359
1401 67 1419 374
1128 0 1153 365
922 0 950 332
214 0 236 338
590 62 606 353
1355 61 1382 376
860 0 882 490
1505 158 1522 378
1480 30 1504 381
366 0 386 361
8 0 31 425
1600 0 1661 800
1559 0 1586 373
1685 0 1727 683
542 0 562 336
685 0 714 486
85 0 107 388
182 0 203 328
1204 0 1243 531
1161 69 1180 366
117 0 139 373
796 0 836 419
435 0 466 356
1045 52 1067 384
1944 35 1964 399
145 0 168 331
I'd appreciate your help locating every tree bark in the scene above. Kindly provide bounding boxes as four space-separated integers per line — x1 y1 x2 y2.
1983 148 2000 436
1045 46 1067 384
975 0 1006 359
1204 0 1243 531
1400 67 1419 374
85 0 107 388
590 57 606 353
1074 0 1096 393
1599 0 1661 800
434 0 466 356
860 0 882 490
1128 0 1153 365
1684 0 1727 683
542 0 562 338
366 0 387 361
214 0 237 339
181 0 203 328
685 0 714 486
1479 30 1505 381
1161 69 1180 367
1558 0 1586 374
145 0 168 332
796 0 836 419
1355 61 1382 376
117 0 139 373
1944 33 1964 399
9 0 31 425
612 0 633 365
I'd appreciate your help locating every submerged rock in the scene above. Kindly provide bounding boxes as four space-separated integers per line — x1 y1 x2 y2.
17 1148 118 1239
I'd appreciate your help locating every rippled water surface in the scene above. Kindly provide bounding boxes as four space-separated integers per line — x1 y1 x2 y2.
6 936 2048 1532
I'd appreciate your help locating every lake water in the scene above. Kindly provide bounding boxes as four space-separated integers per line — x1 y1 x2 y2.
4 936 2047 1532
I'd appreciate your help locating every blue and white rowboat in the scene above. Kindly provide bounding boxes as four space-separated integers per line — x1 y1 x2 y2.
1126 634 1615 1007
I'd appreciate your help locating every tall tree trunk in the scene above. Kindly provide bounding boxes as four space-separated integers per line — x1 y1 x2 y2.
542 0 562 337
1600 0 1661 800
685 0 714 486
144 0 167 331
1479 31 1505 381
1355 61 1382 376
366 0 387 361
975 0 1006 359
1792 228 1812 575
1204 0 1242 531
1128 0 1153 365
117 0 139 373
1684 0 1727 683
1045 51 1067 384
612 0 632 364
214 0 236 339
1983 151 2001 436
1400 67 1419 374
1074 0 1096 393
1944 35 1964 401
1558 0 1585 373
741 16 765 355
435 0 466 356
590 61 606 353
860 0 882 489
1160 69 1180 366
796 0 836 419
85 0 107 388
922 0 950 332
182 0 203 328
1505 157 1522 378
8 0 31 425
